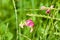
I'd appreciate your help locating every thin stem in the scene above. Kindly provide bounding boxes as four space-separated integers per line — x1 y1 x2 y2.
18 8 60 11
0 35 1 40
12 0 18 40
54 32 60 36
19 33 31 40
26 14 60 21
3 23 9 40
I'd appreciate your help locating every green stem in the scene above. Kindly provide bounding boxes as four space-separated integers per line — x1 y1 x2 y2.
18 8 60 11
12 0 18 40
19 33 31 40
27 14 60 21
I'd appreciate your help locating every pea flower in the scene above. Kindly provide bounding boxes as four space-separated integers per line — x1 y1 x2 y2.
40 5 54 14
25 19 34 33
19 19 34 33
25 19 34 27
46 9 50 14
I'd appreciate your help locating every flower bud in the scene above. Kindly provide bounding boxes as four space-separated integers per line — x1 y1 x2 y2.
50 5 54 9
40 6 46 10
46 9 50 14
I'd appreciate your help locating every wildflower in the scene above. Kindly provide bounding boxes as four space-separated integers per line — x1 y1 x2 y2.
19 19 34 33
25 19 34 27
40 5 54 14
40 6 46 10
25 19 34 33
46 9 50 14
50 5 54 9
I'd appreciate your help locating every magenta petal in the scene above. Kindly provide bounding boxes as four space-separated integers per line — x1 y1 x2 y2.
26 19 34 27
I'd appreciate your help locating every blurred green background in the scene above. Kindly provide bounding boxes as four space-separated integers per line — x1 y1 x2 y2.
0 0 60 40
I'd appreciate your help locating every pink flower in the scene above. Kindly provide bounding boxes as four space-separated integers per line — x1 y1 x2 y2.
25 19 34 28
19 19 34 33
46 9 50 14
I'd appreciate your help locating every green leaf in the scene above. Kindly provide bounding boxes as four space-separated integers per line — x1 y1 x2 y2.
5 32 13 40
0 24 6 35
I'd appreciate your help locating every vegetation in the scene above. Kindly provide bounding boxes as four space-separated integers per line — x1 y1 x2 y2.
0 0 60 40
